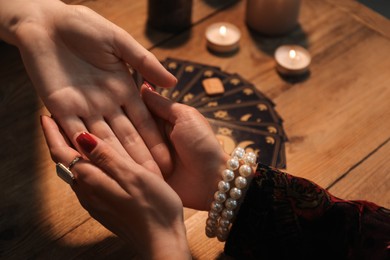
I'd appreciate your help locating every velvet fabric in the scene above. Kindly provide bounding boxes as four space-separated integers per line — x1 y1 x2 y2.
224 164 390 259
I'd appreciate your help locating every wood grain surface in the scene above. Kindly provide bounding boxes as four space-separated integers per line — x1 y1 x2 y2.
0 0 389 259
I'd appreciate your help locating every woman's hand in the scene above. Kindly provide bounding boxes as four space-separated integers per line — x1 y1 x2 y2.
41 115 190 260
0 0 175 175
141 86 229 211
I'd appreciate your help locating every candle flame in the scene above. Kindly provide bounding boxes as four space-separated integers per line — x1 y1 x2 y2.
289 49 297 59
219 25 227 37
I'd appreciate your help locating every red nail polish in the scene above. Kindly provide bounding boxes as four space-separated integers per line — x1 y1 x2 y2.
76 132 97 153
143 81 155 92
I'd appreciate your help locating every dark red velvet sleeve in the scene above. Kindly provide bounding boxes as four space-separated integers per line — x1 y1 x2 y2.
224 164 390 259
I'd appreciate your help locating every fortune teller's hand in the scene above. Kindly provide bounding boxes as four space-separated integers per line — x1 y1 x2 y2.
141 85 229 211
41 115 191 260
0 0 175 175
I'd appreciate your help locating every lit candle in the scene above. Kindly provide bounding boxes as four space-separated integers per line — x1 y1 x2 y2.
275 45 311 75
206 22 241 53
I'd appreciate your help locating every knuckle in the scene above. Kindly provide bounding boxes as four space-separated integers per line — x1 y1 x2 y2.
91 148 112 168
134 52 153 70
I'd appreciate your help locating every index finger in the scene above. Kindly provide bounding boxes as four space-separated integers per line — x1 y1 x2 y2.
114 28 177 88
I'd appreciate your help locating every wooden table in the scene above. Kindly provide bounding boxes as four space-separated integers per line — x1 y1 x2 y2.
1 0 389 258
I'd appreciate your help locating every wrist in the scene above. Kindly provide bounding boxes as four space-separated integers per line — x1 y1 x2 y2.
205 147 258 241
0 0 64 46
203 152 230 210
145 222 191 260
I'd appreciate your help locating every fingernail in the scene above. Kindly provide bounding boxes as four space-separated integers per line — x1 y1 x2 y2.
143 81 155 92
76 132 97 153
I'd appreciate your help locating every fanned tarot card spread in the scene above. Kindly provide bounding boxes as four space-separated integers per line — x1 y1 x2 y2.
155 58 288 168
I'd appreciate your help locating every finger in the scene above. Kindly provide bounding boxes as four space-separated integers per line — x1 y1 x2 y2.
56 115 90 152
41 115 81 165
140 84 186 124
83 115 130 160
106 111 162 175
122 83 173 175
113 28 177 88
75 132 154 194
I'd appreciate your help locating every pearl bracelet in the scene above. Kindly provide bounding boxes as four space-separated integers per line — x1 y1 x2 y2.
205 147 257 242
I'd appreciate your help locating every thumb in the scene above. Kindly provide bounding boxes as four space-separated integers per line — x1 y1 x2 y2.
114 29 177 88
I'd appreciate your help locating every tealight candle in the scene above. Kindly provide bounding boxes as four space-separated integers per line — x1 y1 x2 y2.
206 22 241 53
275 45 311 75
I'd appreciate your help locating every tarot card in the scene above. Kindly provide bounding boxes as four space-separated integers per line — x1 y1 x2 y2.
191 74 273 107
198 101 282 124
175 68 231 104
196 85 269 109
155 58 188 97
233 121 288 141
207 119 284 168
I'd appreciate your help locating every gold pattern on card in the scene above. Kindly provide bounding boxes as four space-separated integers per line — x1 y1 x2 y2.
240 113 252 122
168 62 177 70
207 101 218 107
243 88 254 95
204 70 214 77
161 89 170 97
258 104 268 111
267 126 277 134
214 110 229 120
172 90 180 99
230 78 241 85
235 99 242 104
218 127 233 136
237 140 254 149
216 135 236 154
237 142 261 158
266 136 275 145
216 127 235 154
185 65 194 72
183 93 194 102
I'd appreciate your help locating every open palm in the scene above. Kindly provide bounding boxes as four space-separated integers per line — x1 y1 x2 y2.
15 2 176 175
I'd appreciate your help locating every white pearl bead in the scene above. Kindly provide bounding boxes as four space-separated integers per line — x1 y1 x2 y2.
221 209 234 220
235 176 247 189
208 210 220 219
243 152 257 166
227 157 239 170
214 191 227 203
232 147 245 159
217 226 229 241
229 187 242 199
219 218 231 228
217 226 229 235
222 169 235 182
239 164 252 177
225 198 237 210
217 232 228 242
206 225 216 233
205 227 216 238
218 180 230 192
211 201 223 212
206 218 217 227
